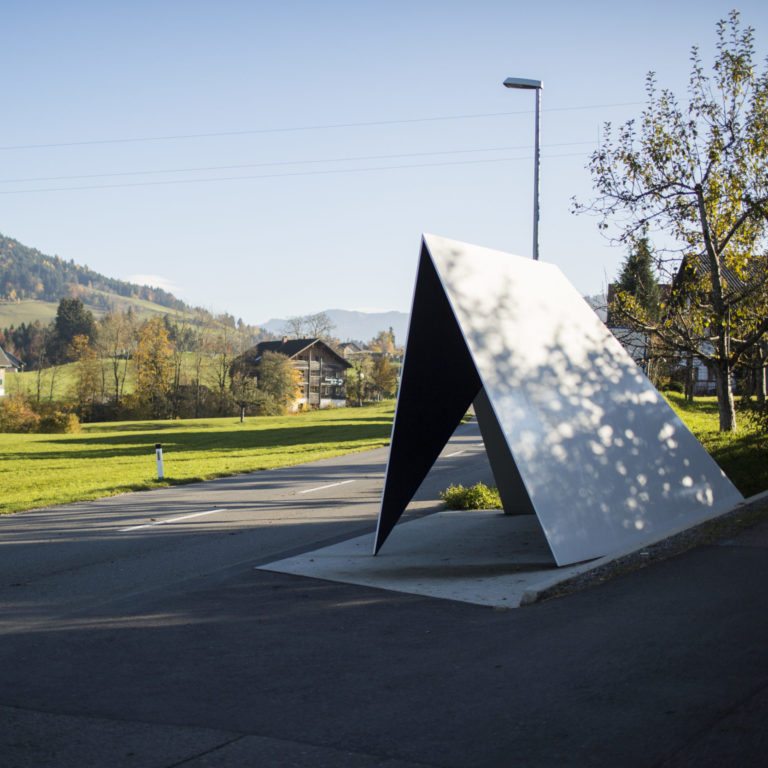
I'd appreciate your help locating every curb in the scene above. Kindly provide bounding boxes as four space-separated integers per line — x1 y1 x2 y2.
519 490 768 606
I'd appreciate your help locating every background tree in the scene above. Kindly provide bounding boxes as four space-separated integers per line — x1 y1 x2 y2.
256 351 302 413
304 312 335 340
576 11 768 431
230 370 260 421
345 356 374 406
369 328 396 355
613 238 661 321
33 330 53 403
369 355 398 400
187 321 207 418
609 238 665 388
97 310 136 408
282 312 336 340
69 334 100 419
282 315 307 338
134 317 174 417
205 326 239 415
163 316 195 418
49 298 96 363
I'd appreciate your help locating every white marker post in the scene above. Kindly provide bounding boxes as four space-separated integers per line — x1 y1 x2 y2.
155 443 164 480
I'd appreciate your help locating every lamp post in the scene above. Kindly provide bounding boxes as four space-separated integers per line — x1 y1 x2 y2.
503 76 542 260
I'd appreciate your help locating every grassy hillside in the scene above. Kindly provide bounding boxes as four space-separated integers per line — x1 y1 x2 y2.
8 350 236 401
0 232 187 311
0 294 195 330
86 288 198 320
0 232 207 336
0 402 395 515
0 300 58 328
9 359 136 401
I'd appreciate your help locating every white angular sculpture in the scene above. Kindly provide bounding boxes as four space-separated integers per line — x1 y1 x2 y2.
375 234 743 566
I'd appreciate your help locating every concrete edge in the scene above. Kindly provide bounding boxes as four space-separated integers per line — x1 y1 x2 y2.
519 490 768 607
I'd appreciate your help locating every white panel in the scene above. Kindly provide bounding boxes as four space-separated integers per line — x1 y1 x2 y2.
424 234 743 566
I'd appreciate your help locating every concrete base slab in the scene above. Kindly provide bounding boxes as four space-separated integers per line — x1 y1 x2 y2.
259 510 590 608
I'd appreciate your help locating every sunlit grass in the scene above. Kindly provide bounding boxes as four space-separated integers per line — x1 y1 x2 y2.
665 392 768 497
2 393 765 517
1 402 395 515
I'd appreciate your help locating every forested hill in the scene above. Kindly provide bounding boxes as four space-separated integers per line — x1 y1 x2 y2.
0 233 188 312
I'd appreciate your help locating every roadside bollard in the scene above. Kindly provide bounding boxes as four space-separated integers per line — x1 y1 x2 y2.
155 443 164 480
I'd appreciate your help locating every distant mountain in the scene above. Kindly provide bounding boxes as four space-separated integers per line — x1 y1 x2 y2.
261 309 410 345
0 233 189 314
262 298 604 345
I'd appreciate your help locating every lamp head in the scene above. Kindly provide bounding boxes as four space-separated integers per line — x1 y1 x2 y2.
503 77 542 90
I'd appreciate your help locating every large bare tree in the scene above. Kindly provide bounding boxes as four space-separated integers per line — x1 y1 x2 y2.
282 312 336 340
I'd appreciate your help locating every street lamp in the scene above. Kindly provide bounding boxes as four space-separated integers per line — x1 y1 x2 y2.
503 76 543 260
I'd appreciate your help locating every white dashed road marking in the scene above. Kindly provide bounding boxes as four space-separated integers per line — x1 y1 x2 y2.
119 509 227 532
298 480 356 495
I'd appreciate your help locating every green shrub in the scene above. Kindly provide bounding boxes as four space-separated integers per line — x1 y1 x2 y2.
0 394 40 433
37 408 81 434
252 390 287 416
0 395 81 434
737 398 768 447
440 482 502 510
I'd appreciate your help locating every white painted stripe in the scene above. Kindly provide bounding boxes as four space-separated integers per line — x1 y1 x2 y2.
298 479 356 495
445 450 465 457
119 509 227 532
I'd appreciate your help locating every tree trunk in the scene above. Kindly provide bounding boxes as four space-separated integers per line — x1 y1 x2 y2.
714 360 737 432
48 368 57 401
684 355 695 402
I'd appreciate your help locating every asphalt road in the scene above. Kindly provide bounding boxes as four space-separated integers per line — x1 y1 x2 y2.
0 420 492 633
2 419 768 767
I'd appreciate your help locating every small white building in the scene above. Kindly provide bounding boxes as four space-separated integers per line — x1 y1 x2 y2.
0 345 23 397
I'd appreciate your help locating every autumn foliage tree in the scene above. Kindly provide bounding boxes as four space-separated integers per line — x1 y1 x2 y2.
134 317 174 417
255 351 303 413
69 334 101 419
576 11 768 431
370 355 398 399
369 328 396 355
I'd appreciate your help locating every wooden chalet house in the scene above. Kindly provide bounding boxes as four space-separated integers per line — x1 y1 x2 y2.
235 338 351 409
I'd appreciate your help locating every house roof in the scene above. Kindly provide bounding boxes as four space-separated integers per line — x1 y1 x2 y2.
0 345 22 370
677 252 768 303
253 338 351 368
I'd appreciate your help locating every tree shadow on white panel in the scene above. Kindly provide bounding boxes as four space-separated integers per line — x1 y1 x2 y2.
375 234 743 567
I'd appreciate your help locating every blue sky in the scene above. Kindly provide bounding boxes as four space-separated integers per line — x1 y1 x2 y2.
2 1 766 324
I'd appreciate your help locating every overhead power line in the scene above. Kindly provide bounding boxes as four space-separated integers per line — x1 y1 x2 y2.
0 141 597 185
0 152 587 195
0 102 643 152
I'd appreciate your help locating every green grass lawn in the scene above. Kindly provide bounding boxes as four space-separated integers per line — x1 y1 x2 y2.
0 402 395 515
2 393 765 517
11 360 116 401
